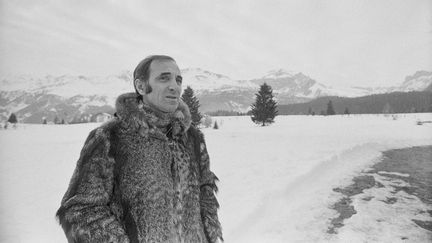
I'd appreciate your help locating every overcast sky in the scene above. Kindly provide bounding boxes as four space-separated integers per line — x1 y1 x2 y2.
0 0 431 87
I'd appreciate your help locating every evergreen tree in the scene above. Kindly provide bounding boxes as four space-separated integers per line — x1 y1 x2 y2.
344 107 350 115
202 115 213 128
308 107 312 115
326 100 336 115
213 121 219 129
250 83 278 126
42 118 47 124
54 116 60 124
8 113 18 124
181 86 203 126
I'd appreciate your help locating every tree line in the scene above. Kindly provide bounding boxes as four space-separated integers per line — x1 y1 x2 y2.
278 91 432 115
185 84 432 128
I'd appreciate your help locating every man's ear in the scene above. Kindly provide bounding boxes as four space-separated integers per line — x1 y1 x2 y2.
134 79 146 95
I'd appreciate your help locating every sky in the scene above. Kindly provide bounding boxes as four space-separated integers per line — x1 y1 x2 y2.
0 0 431 87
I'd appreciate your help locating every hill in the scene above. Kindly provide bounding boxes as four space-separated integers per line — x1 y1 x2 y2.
278 91 432 115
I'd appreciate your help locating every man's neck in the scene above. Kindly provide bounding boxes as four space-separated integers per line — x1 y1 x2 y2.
142 96 174 118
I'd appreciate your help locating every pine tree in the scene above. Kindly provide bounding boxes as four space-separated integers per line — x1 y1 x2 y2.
326 100 336 115
202 115 213 128
213 121 219 129
8 113 18 124
54 116 60 124
181 86 203 126
250 83 278 126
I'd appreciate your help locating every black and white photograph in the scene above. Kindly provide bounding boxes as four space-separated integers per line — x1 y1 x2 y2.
0 0 431 242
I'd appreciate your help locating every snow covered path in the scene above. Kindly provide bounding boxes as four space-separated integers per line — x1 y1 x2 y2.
1 114 431 242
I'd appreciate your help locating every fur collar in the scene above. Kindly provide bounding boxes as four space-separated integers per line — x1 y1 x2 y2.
115 93 192 140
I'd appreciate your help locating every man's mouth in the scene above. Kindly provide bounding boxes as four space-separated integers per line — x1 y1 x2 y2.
166 96 178 100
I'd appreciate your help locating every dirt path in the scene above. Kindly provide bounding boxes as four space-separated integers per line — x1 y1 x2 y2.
328 145 432 236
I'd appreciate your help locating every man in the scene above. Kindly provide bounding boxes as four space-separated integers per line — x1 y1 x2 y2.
56 55 223 243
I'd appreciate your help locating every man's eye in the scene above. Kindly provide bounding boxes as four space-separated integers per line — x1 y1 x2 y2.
160 75 170 81
176 76 183 84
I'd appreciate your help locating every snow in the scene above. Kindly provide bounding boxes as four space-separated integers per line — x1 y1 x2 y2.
0 74 132 98
37 75 132 98
399 71 432 91
0 113 431 242
181 68 258 91
1 102 28 114
261 69 296 79
228 101 249 113
314 85 374 98
72 96 111 112
377 171 410 177
399 75 432 91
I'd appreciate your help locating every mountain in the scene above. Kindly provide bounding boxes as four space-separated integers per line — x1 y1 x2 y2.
179 68 258 112
398 71 432 92
0 72 133 123
181 68 257 92
249 69 376 104
1 69 431 123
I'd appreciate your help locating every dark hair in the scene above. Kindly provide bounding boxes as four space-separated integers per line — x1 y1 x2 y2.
133 55 175 95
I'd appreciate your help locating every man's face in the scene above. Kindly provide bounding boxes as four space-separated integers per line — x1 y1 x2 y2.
143 59 183 113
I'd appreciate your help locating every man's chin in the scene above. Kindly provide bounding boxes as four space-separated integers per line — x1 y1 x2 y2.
161 103 179 113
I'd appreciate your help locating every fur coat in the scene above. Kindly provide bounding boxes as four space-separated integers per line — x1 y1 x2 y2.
56 93 223 243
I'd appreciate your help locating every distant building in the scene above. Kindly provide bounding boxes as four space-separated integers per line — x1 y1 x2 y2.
94 113 112 123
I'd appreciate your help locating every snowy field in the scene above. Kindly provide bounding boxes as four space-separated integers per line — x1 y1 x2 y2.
1 113 432 243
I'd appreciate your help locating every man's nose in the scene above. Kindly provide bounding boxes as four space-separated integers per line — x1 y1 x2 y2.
168 79 179 91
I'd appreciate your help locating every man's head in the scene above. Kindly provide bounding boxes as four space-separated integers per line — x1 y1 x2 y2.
133 55 183 113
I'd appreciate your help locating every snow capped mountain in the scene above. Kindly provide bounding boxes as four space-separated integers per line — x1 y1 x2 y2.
181 68 258 92
0 72 133 98
398 71 432 92
262 69 296 79
0 69 430 123
250 70 374 103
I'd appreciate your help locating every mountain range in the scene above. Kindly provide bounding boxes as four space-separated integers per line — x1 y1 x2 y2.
1 69 431 123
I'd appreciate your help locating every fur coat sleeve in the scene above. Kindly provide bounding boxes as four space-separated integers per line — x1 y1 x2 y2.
56 124 129 243
195 129 224 243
